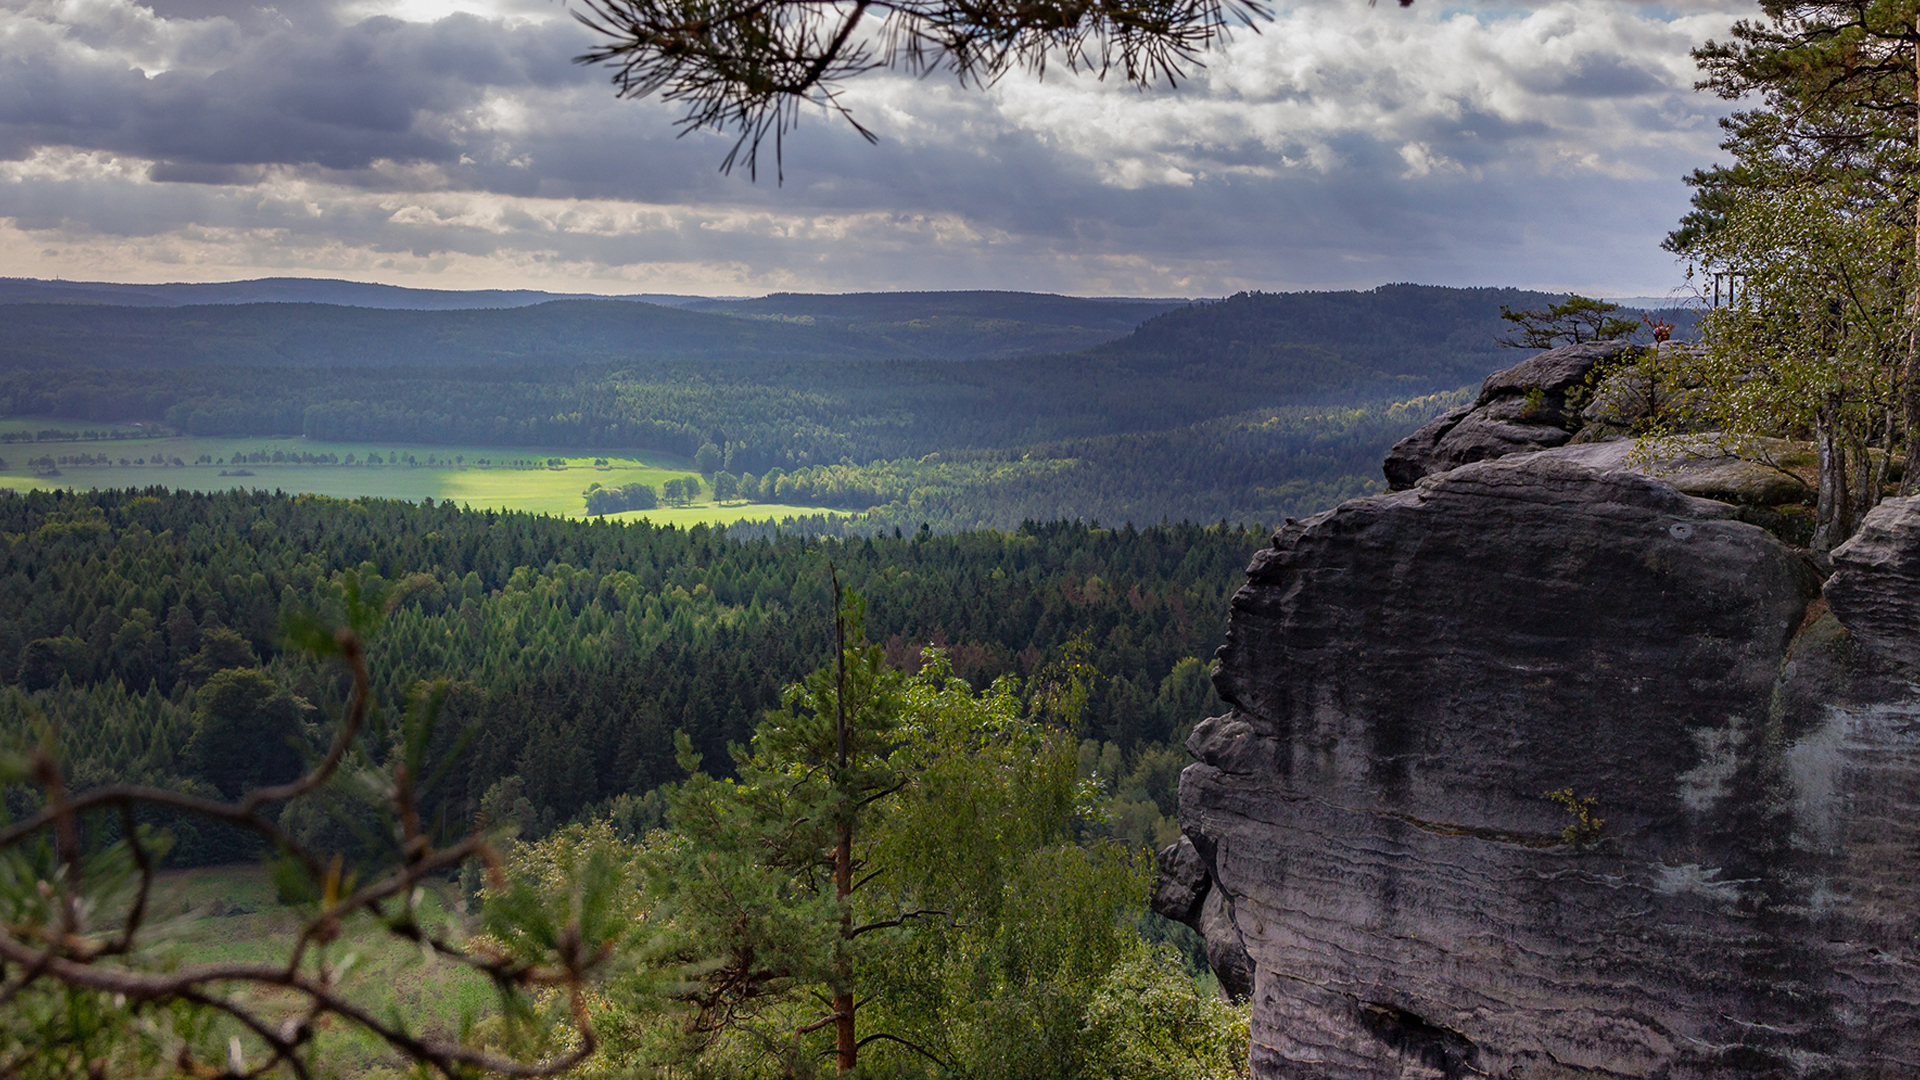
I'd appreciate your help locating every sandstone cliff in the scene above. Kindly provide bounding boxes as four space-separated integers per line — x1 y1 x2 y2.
1159 346 1920 1077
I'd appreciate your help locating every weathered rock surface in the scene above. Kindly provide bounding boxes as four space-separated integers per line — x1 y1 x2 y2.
1530 437 1811 508
1827 496 1920 673
1383 341 1636 490
1161 447 1920 1076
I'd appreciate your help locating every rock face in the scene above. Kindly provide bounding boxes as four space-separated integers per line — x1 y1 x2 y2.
1383 341 1636 490
1534 438 1809 508
1160 409 1920 1075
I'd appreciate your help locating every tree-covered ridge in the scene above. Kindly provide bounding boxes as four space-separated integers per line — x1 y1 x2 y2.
0 285 1635 458
0 300 912 370
1089 285 1568 385
682 290 1187 359
724 391 1469 534
1 488 1245 861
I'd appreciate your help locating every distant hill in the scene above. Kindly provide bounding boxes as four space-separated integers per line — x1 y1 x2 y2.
1085 285 1553 392
0 290 1189 368
0 277 715 310
1080 284 1699 399
0 299 907 369
685 291 1188 360
0 282 1698 529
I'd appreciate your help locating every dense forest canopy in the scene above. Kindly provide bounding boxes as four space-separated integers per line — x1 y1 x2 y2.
0 487 1248 862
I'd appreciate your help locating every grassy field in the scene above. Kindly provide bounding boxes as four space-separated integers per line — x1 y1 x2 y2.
141 865 502 1079
0 421 838 526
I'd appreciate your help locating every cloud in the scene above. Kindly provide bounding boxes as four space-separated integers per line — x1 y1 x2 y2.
0 0 1742 295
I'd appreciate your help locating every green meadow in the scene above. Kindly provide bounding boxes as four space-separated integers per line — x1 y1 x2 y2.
141 866 499 1079
0 420 837 526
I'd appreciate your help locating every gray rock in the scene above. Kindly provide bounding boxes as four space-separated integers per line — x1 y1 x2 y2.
1151 834 1211 925
1153 833 1258 1001
1381 406 1472 490
1196 887 1256 1003
1178 451 1920 1077
1385 341 1637 490
1828 495 1920 674
1527 437 1812 508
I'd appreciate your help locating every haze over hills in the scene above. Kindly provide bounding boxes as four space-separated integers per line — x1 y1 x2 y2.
0 282 1197 366
0 276 718 310
0 282 1698 531
683 291 1191 360
0 299 907 369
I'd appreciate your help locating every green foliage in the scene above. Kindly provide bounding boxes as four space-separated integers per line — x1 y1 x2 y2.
1663 179 1907 547
183 668 312 798
1082 944 1251 1080
1497 295 1641 349
585 481 659 515
1547 788 1605 849
660 476 701 506
505 644 1245 1079
1 487 1258 859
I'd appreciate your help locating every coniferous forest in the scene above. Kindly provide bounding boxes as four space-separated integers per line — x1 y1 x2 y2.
1 486 1244 860
0 284 1690 1078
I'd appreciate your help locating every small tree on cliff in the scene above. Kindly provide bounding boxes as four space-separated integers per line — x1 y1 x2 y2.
1673 0 1920 501
1497 295 1642 349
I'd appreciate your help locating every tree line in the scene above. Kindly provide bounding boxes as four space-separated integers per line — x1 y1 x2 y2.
1 487 1248 865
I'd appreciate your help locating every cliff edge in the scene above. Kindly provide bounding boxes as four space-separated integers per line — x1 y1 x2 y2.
1159 345 1920 1077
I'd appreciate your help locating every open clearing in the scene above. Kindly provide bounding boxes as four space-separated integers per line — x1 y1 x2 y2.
142 865 499 1079
0 422 840 526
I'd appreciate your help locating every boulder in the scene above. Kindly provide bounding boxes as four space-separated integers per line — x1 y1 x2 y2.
1173 449 1920 1076
1153 833 1258 1001
1384 341 1636 490
1151 833 1210 925
1827 495 1920 674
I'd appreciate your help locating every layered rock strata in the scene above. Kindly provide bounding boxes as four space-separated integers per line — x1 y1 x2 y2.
1383 341 1634 489
1159 445 1920 1076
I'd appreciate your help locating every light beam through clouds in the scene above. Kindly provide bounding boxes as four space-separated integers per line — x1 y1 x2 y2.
0 0 1750 295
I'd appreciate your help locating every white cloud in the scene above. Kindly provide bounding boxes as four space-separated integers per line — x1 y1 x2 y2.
0 0 1743 294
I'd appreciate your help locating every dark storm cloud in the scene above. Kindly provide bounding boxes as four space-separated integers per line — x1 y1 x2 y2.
0 5 593 172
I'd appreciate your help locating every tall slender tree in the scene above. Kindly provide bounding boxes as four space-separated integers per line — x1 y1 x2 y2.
1672 0 1920 514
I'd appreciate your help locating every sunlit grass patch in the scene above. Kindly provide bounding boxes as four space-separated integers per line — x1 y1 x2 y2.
0 428 846 525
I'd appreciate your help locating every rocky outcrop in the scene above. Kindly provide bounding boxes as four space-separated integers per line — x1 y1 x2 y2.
1826 496 1920 673
1533 438 1809 508
1155 834 1256 1001
1383 341 1636 489
1159 438 1920 1076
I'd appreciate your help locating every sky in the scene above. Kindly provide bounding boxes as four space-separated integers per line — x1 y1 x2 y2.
0 0 1750 297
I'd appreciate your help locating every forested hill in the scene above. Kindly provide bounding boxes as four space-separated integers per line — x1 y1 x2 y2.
0 284 1688 531
0 276 713 310
0 291 1191 369
0 300 908 369
1087 285 1561 397
684 291 1188 360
